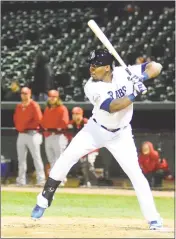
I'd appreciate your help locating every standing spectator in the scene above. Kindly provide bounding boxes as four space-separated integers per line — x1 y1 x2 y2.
41 90 69 175
13 87 45 186
32 52 54 101
67 107 98 187
135 56 145 65
3 80 21 101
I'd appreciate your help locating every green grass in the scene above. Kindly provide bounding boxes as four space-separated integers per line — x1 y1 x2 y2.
1 191 174 219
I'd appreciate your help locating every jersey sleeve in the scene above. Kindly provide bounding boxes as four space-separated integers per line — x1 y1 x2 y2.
84 80 111 108
129 62 148 76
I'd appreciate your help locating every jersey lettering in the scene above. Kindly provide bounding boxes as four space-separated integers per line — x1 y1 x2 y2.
107 86 126 99
115 90 120 98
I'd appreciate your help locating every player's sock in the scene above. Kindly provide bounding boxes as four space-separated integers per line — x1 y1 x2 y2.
41 177 61 206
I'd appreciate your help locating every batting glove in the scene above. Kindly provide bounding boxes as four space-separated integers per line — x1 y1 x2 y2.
133 81 147 95
129 74 147 95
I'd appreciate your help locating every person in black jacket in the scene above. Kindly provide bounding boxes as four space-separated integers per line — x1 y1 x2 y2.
32 52 54 101
3 80 21 101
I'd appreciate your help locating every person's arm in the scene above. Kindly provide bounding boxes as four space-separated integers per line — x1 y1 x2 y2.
59 106 69 128
141 61 163 81
40 108 47 129
150 150 159 160
33 103 43 124
130 61 162 82
100 93 137 113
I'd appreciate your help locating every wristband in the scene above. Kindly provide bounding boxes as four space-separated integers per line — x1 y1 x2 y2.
142 72 149 81
128 93 136 102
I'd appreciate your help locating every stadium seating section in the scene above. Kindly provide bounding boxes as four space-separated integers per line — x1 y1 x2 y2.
1 2 175 101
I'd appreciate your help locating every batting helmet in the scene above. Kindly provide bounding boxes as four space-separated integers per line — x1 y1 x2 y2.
87 49 114 67
72 107 83 115
48 90 59 97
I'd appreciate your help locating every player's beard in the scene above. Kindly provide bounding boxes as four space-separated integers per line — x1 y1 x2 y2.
101 71 112 82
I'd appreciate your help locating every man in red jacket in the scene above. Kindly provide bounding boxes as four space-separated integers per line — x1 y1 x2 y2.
41 90 69 173
138 141 171 187
13 87 45 186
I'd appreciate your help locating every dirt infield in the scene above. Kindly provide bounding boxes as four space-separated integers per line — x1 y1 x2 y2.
2 186 175 238
1 185 174 197
2 216 174 238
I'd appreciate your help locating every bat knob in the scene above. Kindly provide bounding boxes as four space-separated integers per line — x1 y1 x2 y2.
141 89 148 95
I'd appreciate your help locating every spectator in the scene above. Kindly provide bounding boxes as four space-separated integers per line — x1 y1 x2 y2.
13 87 45 186
138 141 172 188
67 107 98 187
135 56 145 65
41 90 69 178
3 80 21 101
138 141 159 187
154 158 173 187
124 3 140 13
146 56 156 62
32 52 54 101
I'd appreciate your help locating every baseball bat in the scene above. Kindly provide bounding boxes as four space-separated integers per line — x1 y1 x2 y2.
88 19 147 94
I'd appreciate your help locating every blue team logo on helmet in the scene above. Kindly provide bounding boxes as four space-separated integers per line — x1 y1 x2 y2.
87 49 115 67
90 50 96 61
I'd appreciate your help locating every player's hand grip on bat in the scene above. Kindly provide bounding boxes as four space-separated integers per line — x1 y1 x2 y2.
108 62 163 113
128 74 147 94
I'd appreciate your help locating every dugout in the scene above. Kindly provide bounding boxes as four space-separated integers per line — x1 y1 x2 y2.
1 102 175 181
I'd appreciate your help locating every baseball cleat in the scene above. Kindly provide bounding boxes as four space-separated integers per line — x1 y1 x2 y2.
31 204 46 219
149 218 163 230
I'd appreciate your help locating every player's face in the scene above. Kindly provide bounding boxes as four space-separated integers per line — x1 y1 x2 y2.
90 65 110 80
48 96 58 105
21 92 30 101
142 143 150 155
72 113 82 122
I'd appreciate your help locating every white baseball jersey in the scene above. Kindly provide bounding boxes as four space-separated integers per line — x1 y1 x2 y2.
84 64 146 129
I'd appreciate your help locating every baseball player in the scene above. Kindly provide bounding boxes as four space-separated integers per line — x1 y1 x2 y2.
67 107 98 187
31 49 163 230
13 87 45 186
41 90 69 169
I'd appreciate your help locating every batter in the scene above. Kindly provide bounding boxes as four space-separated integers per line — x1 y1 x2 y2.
31 49 163 230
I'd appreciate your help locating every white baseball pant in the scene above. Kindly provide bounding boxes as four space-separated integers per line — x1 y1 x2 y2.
45 134 68 169
16 132 45 185
39 118 160 222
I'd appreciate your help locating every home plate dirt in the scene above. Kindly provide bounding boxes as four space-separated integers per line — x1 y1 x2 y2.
2 187 175 238
2 216 174 238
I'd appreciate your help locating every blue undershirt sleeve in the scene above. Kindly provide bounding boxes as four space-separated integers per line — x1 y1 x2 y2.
100 98 113 112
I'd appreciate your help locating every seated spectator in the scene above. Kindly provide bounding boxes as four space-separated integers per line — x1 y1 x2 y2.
154 158 173 187
138 141 172 188
138 141 159 187
135 56 145 65
146 56 156 63
3 80 21 101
